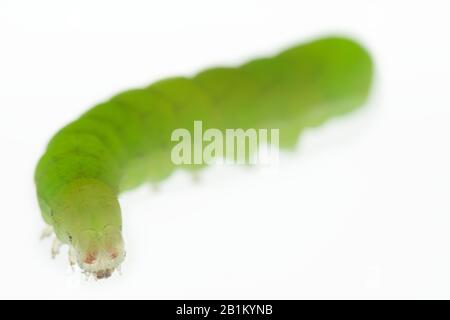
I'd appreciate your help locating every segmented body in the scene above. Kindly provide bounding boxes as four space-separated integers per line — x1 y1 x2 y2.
35 37 373 278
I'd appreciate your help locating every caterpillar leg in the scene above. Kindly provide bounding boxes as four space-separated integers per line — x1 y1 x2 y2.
40 225 54 240
68 246 77 269
51 237 62 259
191 172 201 184
150 183 160 192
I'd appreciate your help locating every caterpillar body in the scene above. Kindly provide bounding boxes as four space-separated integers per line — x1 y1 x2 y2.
35 37 373 279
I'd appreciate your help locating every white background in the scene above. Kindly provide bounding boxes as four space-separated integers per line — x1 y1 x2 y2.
1 0 450 299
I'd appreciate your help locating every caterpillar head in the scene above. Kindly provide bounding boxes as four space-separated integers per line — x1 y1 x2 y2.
52 179 125 279
72 226 125 279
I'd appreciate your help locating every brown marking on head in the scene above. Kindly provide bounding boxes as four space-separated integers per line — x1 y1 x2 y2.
84 252 97 265
110 251 118 260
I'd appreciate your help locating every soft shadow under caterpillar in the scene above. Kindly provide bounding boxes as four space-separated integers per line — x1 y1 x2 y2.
35 36 373 279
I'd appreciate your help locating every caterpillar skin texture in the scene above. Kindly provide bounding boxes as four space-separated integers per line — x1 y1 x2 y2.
35 37 373 279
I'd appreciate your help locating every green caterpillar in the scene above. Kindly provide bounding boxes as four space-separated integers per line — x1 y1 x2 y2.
35 36 373 279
